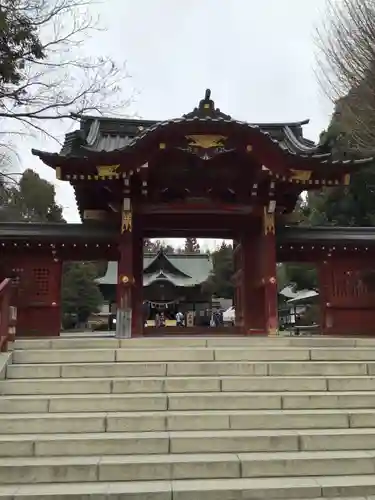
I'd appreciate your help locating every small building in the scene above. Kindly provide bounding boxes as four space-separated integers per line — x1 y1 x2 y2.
96 249 213 327
278 286 319 325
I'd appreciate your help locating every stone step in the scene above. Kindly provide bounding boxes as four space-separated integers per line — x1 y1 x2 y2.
2 475 375 499
13 336 375 350
6 390 375 413
1 450 375 484
15 338 288 350
12 347 317 364
0 453 240 484
8 375 375 395
4 428 375 456
1 375 357 394
8 360 375 379
0 408 368 434
7 340 375 498
168 475 375 499
13 346 375 364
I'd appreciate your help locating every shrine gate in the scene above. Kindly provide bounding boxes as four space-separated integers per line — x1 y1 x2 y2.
1 90 375 338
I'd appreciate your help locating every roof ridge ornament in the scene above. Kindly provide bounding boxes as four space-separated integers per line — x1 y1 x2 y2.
183 89 231 120
200 88 213 111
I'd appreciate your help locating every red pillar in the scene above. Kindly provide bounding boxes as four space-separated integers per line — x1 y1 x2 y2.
50 257 63 337
116 200 134 338
318 260 331 334
232 241 243 327
116 199 144 338
260 208 278 336
241 209 278 335
131 217 143 337
241 235 262 332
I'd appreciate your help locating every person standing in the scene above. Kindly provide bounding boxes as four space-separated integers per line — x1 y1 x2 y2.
160 312 165 327
176 311 184 327
213 308 220 327
155 312 160 328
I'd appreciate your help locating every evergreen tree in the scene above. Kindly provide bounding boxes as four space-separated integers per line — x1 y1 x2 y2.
0 1 44 90
279 263 318 292
202 242 234 298
184 237 200 253
0 168 64 222
143 238 154 254
305 103 375 228
143 238 175 254
61 262 103 326
277 201 318 292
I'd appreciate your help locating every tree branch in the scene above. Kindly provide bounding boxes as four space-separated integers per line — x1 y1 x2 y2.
316 0 375 150
0 0 133 140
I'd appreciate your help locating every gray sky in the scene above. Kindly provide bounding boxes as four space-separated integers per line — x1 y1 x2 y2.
20 0 332 247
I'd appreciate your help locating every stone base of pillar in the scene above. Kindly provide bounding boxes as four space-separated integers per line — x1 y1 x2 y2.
116 308 132 338
267 328 278 337
245 328 267 335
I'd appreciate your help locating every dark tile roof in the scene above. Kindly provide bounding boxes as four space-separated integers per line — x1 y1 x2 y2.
1 223 375 246
59 90 332 159
276 225 375 244
0 223 116 241
32 90 373 170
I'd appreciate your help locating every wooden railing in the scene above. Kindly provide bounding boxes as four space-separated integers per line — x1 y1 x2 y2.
0 278 17 352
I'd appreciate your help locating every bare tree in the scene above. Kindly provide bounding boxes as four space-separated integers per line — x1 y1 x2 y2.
316 0 375 151
0 0 131 140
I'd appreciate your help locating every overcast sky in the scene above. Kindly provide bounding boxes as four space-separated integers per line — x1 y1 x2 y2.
19 0 332 248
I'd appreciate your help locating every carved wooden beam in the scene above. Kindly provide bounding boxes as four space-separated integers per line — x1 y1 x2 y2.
83 210 108 221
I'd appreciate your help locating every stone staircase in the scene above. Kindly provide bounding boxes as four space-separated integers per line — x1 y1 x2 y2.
4 337 375 498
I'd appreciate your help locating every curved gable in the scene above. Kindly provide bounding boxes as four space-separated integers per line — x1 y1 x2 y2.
143 250 191 277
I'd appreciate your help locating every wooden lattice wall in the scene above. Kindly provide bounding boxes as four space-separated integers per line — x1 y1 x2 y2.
320 259 375 335
9 257 62 337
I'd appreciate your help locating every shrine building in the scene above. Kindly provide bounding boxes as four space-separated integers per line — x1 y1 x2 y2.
97 250 213 328
1 89 375 338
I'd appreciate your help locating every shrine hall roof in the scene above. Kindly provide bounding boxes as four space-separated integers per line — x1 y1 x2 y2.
32 89 372 168
96 251 213 287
